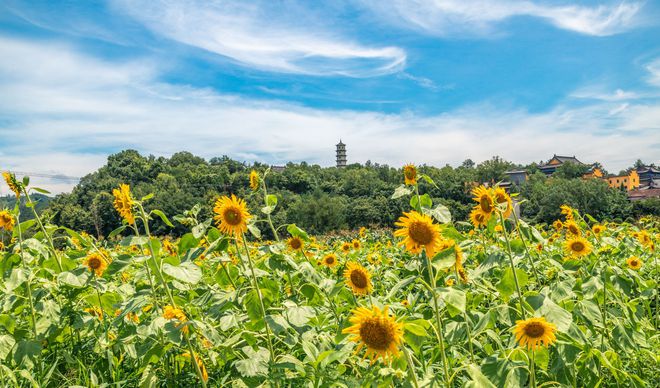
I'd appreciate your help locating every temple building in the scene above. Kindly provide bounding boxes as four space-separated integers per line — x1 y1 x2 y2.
538 155 583 175
336 140 347 168
606 170 640 191
637 166 660 187
537 154 602 179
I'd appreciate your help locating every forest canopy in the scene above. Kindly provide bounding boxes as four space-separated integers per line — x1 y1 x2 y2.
30 150 657 238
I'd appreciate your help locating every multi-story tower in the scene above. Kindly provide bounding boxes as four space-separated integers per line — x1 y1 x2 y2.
336 140 347 168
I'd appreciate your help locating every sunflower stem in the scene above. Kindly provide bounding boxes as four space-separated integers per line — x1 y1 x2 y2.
498 212 527 319
24 190 63 272
138 204 175 307
402 346 420 388
131 222 161 311
455 263 476 363
423 252 451 388
15 210 43 381
240 235 277 374
530 349 537 388
511 210 541 283
261 173 280 242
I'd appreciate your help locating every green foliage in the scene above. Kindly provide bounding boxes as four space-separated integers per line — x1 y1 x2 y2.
24 150 656 238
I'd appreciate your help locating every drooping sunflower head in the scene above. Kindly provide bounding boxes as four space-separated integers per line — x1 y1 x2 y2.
249 170 260 191
343 261 372 295
352 239 361 250
213 195 251 238
2 171 21 198
403 164 417 186
560 204 574 220
626 256 642 270
394 210 442 258
564 236 592 257
457 266 469 283
493 187 513 217
636 230 652 248
112 184 135 225
342 305 404 363
341 241 352 253
513 317 557 350
163 239 177 256
469 207 490 229
591 224 605 235
287 236 304 251
0 210 15 232
472 186 495 214
323 253 338 268
564 220 581 236
83 253 108 277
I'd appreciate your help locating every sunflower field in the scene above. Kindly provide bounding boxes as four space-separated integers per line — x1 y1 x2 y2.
0 167 658 387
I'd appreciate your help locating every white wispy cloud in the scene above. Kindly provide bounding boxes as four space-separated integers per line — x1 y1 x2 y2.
647 58 660 86
110 0 406 77
361 0 644 37
1 36 658 194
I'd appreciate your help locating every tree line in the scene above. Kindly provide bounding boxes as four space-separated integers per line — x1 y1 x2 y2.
18 150 655 238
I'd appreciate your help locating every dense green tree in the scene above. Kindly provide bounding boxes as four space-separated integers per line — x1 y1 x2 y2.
26 150 654 237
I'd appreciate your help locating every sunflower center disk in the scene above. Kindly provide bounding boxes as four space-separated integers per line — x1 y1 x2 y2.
350 270 368 288
572 242 584 252
223 208 242 225
89 258 102 269
408 221 433 245
523 322 546 338
480 197 493 213
359 319 393 351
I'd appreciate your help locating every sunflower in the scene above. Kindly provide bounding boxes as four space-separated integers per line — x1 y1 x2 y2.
636 230 653 248
84 306 104 321
445 278 455 287
359 227 367 238
287 236 304 251
182 352 208 382
552 220 563 230
535 243 543 253
2 171 21 198
0 242 4 251
342 305 404 363
560 204 574 221
249 170 260 191
493 187 513 218
564 220 581 236
513 317 557 350
626 256 642 270
469 207 490 228
564 236 592 257
322 253 338 268
0 210 15 232
163 239 177 256
343 261 372 295
352 239 361 250
163 305 189 333
394 211 443 258
457 266 468 283
403 164 417 186
83 253 108 277
213 195 251 238
341 242 352 253
112 184 135 225
591 224 605 235
472 186 495 214
494 224 503 233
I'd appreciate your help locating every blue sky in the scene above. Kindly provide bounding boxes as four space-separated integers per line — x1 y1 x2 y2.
0 0 659 193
